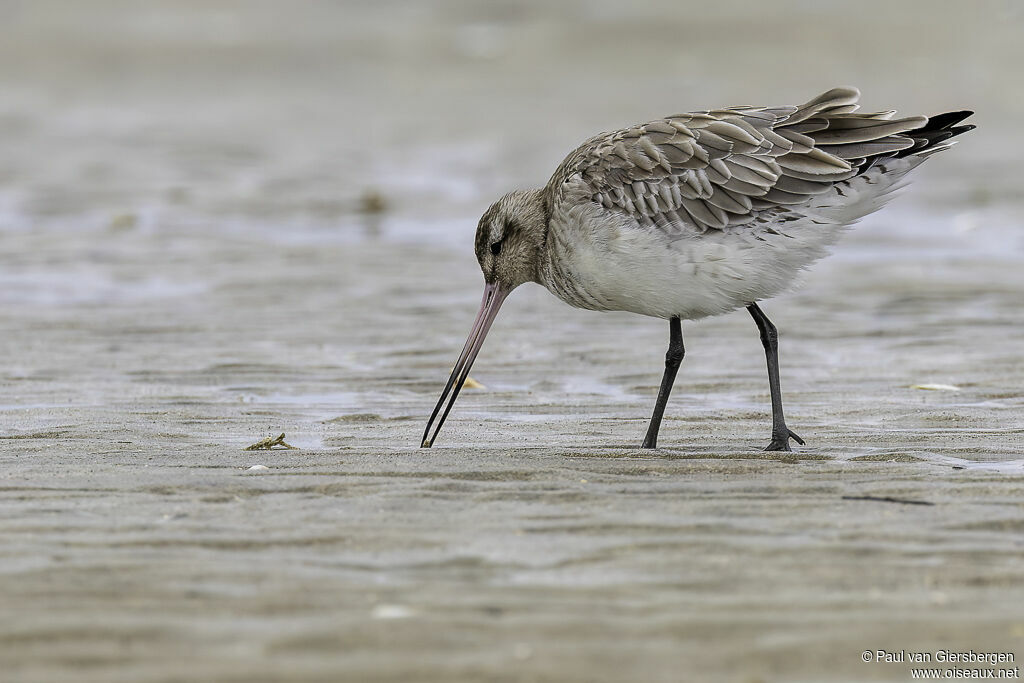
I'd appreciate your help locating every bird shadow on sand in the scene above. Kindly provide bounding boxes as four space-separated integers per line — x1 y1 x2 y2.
559 447 832 463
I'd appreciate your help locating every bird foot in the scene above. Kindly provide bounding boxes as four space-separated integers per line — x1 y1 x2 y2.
765 428 804 451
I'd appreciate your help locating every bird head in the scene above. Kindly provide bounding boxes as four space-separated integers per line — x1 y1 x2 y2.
473 189 548 291
421 189 548 448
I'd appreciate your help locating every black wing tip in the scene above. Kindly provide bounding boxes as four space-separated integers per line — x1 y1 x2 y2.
923 110 975 132
889 111 975 160
949 123 976 136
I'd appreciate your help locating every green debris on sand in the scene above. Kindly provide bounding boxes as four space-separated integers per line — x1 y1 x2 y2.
244 433 298 451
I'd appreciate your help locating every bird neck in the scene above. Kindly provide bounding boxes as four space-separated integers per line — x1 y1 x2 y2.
535 187 553 284
509 187 551 285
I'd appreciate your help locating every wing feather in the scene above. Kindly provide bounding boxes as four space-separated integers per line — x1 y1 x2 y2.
546 87 934 233
819 137 916 160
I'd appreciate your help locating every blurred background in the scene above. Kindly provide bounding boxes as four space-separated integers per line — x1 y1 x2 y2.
2 2 1024 681
2 0 1021 244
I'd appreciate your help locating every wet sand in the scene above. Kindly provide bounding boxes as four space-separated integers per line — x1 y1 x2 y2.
2 1 1024 681
3 224 1024 682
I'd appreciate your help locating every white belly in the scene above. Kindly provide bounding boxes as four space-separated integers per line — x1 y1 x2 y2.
542 210 838 319
539 159 919 320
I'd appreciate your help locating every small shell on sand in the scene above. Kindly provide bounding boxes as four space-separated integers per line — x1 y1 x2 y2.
371 604 415 620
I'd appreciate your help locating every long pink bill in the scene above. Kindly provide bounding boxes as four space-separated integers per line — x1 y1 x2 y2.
421 281 508 448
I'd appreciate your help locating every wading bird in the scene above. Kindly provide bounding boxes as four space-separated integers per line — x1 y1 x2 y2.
422 87 974 450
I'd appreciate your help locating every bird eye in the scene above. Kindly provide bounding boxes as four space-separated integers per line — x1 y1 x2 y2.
490 241 502 256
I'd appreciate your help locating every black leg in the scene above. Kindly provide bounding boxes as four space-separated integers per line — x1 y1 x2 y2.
642 317 685 449
747 303 804 451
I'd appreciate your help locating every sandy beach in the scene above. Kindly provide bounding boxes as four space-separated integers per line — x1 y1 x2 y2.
2 1 1023 681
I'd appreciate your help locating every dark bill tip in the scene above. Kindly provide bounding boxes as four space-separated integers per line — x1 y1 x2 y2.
420 282 507 448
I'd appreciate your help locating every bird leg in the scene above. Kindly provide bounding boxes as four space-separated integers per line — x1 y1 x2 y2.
642 317 684 449
747 303 804 451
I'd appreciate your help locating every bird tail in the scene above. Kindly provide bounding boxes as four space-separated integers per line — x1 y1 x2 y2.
900 110 975 158
807 111 974 225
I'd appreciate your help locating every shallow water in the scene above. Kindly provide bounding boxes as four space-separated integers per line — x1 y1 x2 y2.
2 1 1024 682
